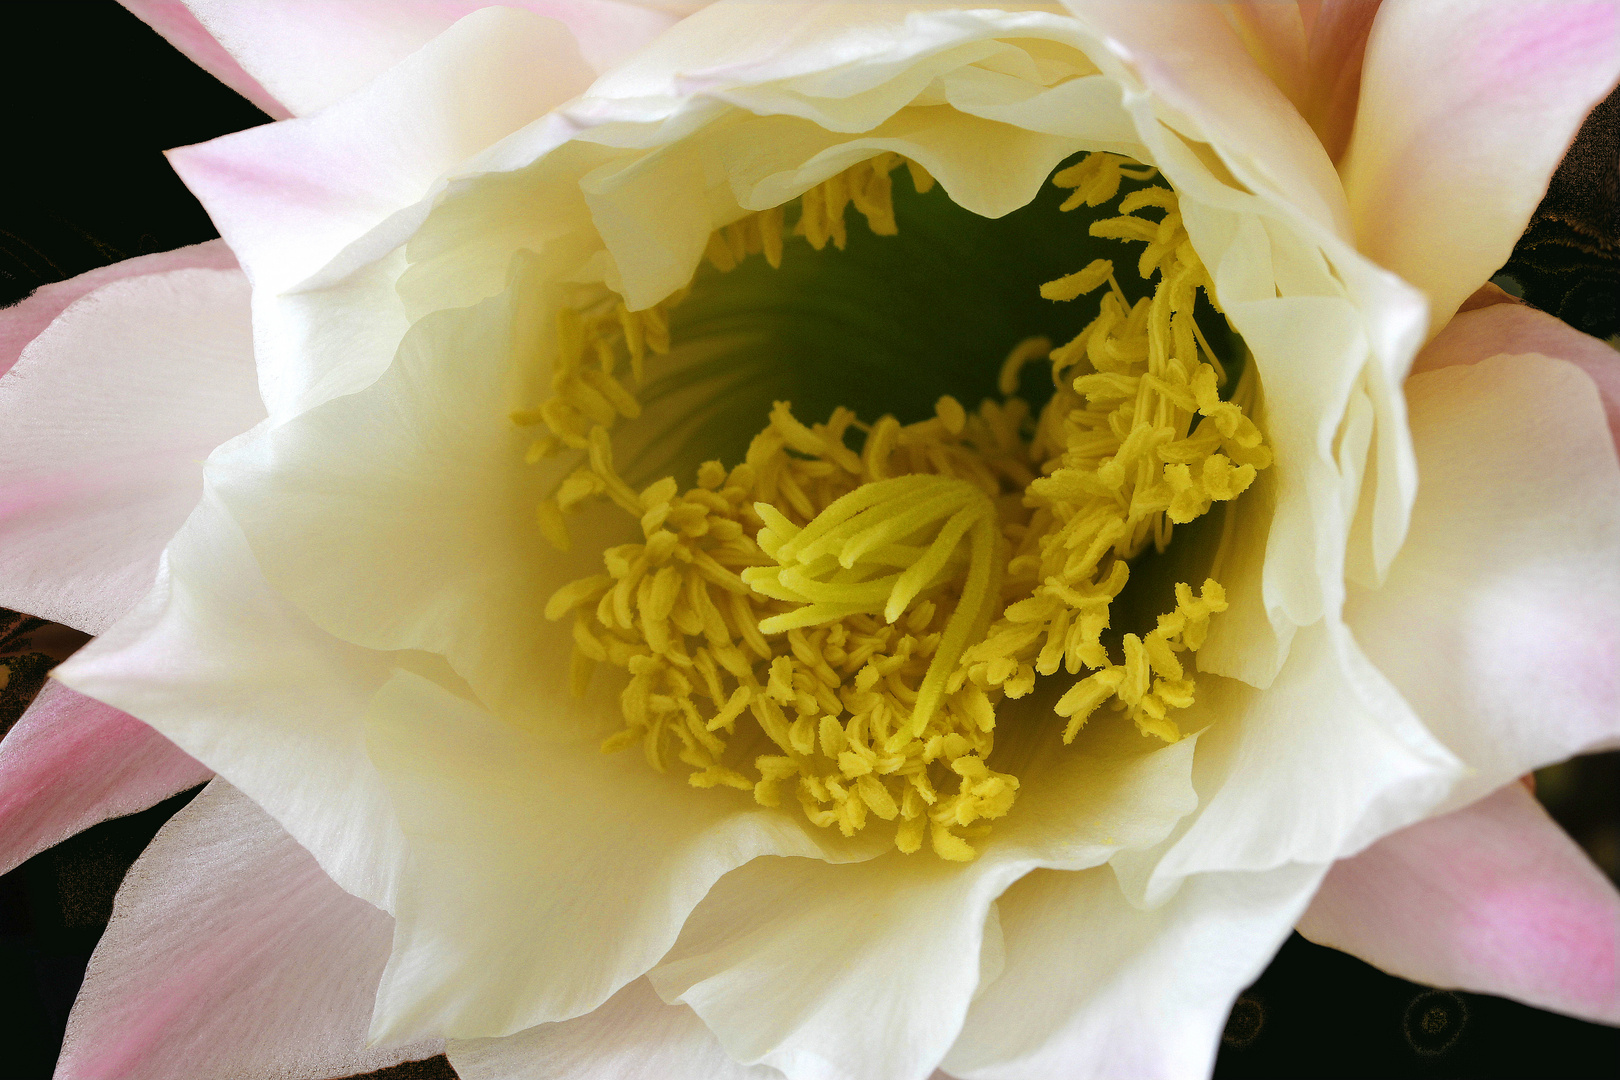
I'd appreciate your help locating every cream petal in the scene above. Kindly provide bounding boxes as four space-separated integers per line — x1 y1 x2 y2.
1346 353 1620 810
167 5 596 422
0 265 262 633
1300 781 1620 1025
944 861 1325 1080
1341 0 1620 329
1115 619 1461 906
645 718 1199 1080
56 780 440 1080
0 680 209 877
55 491 408 912
448 979 780 1080
209 284 609 725
168 0 672 117
364 669 883 1044
119 0 291 118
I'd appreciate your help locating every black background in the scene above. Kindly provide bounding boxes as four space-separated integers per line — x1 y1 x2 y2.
1 3 1617 1078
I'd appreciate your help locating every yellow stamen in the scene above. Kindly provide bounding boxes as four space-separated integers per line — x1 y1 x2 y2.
534 152 1269 860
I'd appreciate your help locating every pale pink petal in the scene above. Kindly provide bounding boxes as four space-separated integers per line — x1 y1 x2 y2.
119 1 290 118
0 263 263 633
57 780 440 1080
1345 353 1620 809
0 679 210 877
448 979 777 1080
1410 299 1620 443
1299 781 1620 1024
169 0 675 117
0 240 237 381
1341 1 1620 328
167 5 596 422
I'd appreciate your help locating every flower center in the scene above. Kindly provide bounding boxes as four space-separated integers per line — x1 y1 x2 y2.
532 152 1268 860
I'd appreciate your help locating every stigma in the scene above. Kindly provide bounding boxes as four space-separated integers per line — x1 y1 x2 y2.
536 152 1269 859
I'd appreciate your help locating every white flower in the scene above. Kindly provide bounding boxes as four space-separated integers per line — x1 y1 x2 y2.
2 3 1618 1079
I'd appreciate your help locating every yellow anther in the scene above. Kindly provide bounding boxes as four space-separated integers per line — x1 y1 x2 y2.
535 152 1266 861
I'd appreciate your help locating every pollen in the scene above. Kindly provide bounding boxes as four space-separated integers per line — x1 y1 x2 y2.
534 152 1268 859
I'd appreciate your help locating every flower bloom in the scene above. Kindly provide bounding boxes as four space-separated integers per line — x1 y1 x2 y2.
2 3 1620 1079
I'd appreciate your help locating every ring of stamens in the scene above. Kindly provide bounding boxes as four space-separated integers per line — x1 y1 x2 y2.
535 151 1269 860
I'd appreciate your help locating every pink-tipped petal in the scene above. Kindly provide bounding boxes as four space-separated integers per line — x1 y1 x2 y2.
57 780 440 1080
119 1 290 118
165 0 675 117
1346 352 1620 807
0 240 237 381
1300 781 1620 1024
0 261 263 633
1341 0 1620 329
166 5 597 422
0 680 210 877
1411 299 1620 444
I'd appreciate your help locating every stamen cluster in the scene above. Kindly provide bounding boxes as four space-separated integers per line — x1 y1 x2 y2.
535 152 1270 859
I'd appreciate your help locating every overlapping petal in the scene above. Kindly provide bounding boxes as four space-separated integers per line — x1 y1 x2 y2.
363 670 885 1043
167 5 598 423
1345 352 1620 810
0 256 262 633
135 0 675 117
57 780 439 1080
1300 781 1620 1024
1341 0 1620 329
0 680 209 877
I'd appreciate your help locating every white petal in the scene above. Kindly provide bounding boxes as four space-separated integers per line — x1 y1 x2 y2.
363 669 883 1044
448 978 779 1080
0 265 262 633
55 491 408 911
175 0 674 117
167 5 597 422
57 780 439 1080
0 679 210 876
1346 353 1620 809
1115 620 1461 906
645 718 1199 1080
944 861 1325 1080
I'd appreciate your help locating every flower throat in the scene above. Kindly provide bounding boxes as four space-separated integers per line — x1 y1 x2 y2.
528 153 1269 861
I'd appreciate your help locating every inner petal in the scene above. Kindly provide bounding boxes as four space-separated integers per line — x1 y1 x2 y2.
532 152 1269 861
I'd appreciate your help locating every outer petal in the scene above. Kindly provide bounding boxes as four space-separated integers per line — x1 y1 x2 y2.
1341 0 1620 329
943 862 1326 1080
57 780 440 1080
165 0 675 117
0 679 209 877
0 240 238 381
0 261 263 633
1345 353 1620 810
56 491 408 912
448 979 778 1080
1410 299 1620 443
167 5 597 423
644 718 1199 1080
362 670 884 1044
119 1 290 118
1299 781 1620 1024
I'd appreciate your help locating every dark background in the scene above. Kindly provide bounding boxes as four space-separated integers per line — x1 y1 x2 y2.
2 3 1617 1078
